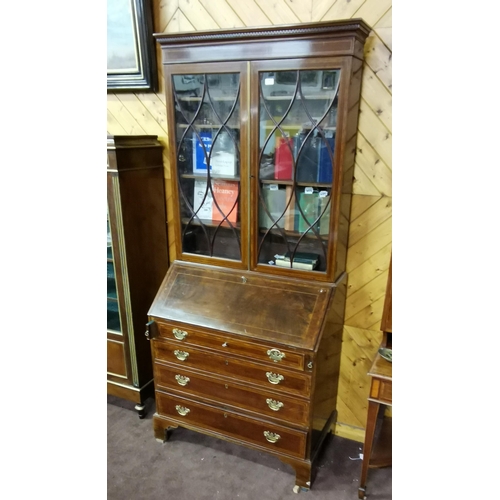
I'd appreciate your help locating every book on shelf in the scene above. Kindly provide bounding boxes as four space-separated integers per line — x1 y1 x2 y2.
192 130 237 176
192 131 213 174
211 180 239 223
284 185 298 231
297 190 319 233
259 185 286 229
274 258 317 270
282 251 319 264
211 130 237 176
274 136 294 180
193 180 213 219
317 195 331 235
295 130 320 183
317 134 335 183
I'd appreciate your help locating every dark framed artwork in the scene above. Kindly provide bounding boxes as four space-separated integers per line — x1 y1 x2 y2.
107 0 158 92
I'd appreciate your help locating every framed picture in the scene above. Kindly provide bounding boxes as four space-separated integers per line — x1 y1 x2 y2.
107 0 158 92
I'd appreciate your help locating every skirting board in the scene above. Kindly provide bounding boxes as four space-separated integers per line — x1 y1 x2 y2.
314 416 365 443
332 422 365 443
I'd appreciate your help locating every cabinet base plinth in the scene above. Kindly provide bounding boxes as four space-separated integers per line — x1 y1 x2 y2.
152 413 318 490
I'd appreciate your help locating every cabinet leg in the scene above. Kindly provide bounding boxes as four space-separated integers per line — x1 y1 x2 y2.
280 457 312 492
153 415 178 443
359 400 379 498
135 403 146 419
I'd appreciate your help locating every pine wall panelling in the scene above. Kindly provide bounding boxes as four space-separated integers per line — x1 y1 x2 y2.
106 0 393 443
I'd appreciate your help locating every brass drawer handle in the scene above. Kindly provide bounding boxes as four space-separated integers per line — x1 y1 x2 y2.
267 348 285 362
174 350 189 361
263 431 281 443
175 405 190 416
175 374 190 386
266 371 284 385
173 328 188 340
266 398 284 411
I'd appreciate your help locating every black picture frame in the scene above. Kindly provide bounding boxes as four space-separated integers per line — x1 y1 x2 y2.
107 0 158 93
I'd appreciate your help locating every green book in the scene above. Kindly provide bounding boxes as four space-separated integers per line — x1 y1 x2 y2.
259 185 286 229
297 191 319 233
318 195 331 235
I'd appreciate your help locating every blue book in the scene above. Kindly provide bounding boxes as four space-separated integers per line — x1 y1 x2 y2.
295 133 320 183
317 136 335 183
192 131 213 173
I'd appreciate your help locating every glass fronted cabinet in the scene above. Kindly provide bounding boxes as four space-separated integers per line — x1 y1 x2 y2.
255 65 340 273
106 135 169 418
164 33 364 283
169 63 249 266
151 20 370 492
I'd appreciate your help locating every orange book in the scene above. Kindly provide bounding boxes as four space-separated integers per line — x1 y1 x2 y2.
211 180 239 223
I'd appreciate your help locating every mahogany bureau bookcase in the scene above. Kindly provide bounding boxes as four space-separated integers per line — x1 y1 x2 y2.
146 20 371 492
107 135 169 418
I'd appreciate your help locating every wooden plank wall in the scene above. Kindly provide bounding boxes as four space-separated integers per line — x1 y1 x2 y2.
107 0 392 442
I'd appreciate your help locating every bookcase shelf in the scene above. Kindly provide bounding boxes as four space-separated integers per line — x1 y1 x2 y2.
178 123 241 130
181 217 241 229
150 19 370 492
181 173 241 182
260 179 332 188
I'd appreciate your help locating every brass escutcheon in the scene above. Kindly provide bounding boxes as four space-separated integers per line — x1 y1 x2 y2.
263 431 280 443
175 374 190 386
173 328 188 340
267 348 285 362
174 350 189 361
266 372 284 385
175 405 190 416
266 398 284 411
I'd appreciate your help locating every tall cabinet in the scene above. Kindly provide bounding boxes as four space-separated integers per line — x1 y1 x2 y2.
107 135 169 417
147 20 370 490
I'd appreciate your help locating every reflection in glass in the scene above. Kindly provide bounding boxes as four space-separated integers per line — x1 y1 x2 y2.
107 216 122 332
172 72 242 260
257 69 340 272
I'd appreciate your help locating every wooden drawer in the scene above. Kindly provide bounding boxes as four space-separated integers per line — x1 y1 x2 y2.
156 320 307 371
153 339 311 397
154 362 310 427
156 391 308 459
369 378 392 405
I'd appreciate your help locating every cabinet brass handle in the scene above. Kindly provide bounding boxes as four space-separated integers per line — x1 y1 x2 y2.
173 328 188 340
266 372 284 385
175 405 190 416
174 350 189 361
266 398 284 411
175 374 190 386
267 348 285 362
263 431 281 443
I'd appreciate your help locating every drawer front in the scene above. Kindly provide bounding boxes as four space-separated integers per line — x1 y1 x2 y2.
153 339 311 397
156 321 306 371
370 378 392 405
154 362 309 426
156 391 307 459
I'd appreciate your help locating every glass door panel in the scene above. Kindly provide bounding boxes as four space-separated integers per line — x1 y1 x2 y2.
172 72 242 260
107 216 121 332
257 68 340 273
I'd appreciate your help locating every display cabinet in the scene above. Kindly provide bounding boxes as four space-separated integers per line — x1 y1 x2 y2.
107 135 169 418
147 20 370 490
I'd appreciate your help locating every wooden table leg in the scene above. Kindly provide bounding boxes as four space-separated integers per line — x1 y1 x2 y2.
358 400 380 499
